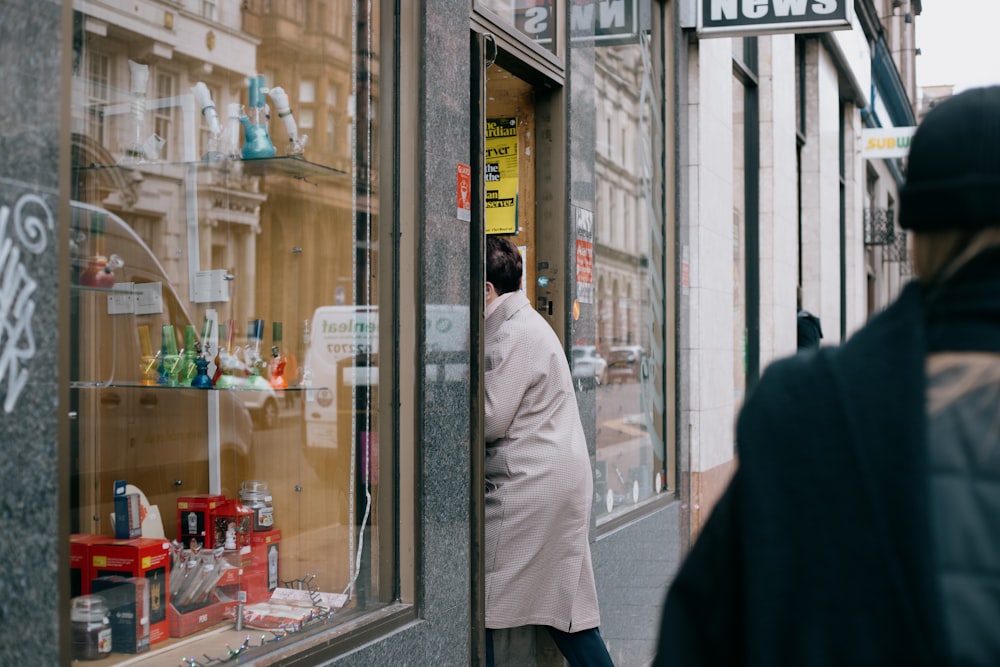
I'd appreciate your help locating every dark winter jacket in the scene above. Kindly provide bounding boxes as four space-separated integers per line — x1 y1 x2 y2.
654 247 1000 667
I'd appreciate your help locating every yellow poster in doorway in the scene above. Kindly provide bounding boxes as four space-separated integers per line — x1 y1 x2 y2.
485 117 518 234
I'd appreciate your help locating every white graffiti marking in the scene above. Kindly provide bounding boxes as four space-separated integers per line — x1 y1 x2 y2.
0 194 50 413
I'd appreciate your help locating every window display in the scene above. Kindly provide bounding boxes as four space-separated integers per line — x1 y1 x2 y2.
68 2 385 662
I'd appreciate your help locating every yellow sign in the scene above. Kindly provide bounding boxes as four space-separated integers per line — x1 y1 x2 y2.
485 117 519 234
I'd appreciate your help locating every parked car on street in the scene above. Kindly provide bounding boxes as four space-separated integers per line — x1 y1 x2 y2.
606 345 646 383
571 345 608 384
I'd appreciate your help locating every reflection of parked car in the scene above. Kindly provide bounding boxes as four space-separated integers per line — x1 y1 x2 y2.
232 386 281 429
606 346 646 383
571 345 608 384
70 201 254 535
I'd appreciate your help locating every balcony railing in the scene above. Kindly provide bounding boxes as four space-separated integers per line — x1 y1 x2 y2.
864 207 896 246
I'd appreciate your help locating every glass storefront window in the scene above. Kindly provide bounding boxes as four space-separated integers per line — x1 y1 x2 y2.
575 7 673 524
67 1 388 663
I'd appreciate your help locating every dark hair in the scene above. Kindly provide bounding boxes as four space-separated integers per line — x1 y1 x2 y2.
486 235 522 295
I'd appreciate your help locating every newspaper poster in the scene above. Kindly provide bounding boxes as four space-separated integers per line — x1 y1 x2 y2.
485 117 519 234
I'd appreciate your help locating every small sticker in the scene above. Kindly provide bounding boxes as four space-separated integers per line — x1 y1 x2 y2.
134 282 164 315
108 282 136 315
194 270 229 304
457 163 472 222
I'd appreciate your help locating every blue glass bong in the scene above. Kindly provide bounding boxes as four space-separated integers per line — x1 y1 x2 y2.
240 75 277 159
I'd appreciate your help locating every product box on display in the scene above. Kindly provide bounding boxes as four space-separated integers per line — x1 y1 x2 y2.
213 499 255 554
91 575 151 654
177 494 227 549
168 598 228 638
71 534 109 597
249 528 281 568
89 537 171 644
113 480 142 540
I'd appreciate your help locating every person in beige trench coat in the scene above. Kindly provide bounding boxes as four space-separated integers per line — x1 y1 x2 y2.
484 235 614 667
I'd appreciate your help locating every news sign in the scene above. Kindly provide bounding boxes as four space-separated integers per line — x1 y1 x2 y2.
698 0 852 37
515 0 646 47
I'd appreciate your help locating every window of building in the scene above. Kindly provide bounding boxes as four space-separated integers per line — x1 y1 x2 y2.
154 71 176 161
85 50 109 146
202 0 218 21
575 4 675 524
300 78 317 103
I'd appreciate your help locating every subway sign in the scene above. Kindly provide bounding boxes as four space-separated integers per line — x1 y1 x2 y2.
698 0 852 37
861 127 917 159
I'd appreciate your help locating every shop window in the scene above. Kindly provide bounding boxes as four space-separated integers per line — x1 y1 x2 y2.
575 13 674 524
67 1 395 664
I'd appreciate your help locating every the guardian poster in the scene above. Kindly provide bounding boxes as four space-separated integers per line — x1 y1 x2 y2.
485 117 519 234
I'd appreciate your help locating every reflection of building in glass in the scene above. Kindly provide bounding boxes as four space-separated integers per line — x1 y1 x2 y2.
594 44 649 353
590 34 668 522
71 2 263 317
241 1 380 360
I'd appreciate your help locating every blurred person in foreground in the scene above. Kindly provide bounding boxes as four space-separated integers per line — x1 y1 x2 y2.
484 235 614 667
654 85 1000 667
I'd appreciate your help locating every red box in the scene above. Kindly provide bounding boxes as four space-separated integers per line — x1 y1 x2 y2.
71 534 108 597
89 538 171 645
212 500 254 555
176 494 227 549
249 529 281 569
239 565 273 604
168 599 226 638
215 559 244 588
214 559 277 607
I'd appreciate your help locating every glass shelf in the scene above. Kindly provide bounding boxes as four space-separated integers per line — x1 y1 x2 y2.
73 155 348 185
70 381 326 391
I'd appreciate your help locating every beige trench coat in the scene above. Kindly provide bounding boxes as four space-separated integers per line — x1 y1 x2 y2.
484 292 601 632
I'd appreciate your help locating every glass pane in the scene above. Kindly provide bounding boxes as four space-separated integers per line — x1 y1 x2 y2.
578 20 671 523
68 1 385 663
476 0 559 54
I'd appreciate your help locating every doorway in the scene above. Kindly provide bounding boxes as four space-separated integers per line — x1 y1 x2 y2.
476 42 572 667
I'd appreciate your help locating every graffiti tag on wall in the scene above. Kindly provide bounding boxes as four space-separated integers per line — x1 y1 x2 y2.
0 193 53 413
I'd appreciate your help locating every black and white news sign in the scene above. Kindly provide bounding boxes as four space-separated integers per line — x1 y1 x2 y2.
698 0 852 37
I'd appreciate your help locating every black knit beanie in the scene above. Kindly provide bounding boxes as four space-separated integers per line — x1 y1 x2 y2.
899 85 1000 231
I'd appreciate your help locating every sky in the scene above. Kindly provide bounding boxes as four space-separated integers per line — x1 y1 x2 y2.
915 0 1000 92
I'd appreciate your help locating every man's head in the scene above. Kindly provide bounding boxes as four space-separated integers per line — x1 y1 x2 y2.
900 86 1000 282
486 235 522 296
900 85 1000 232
